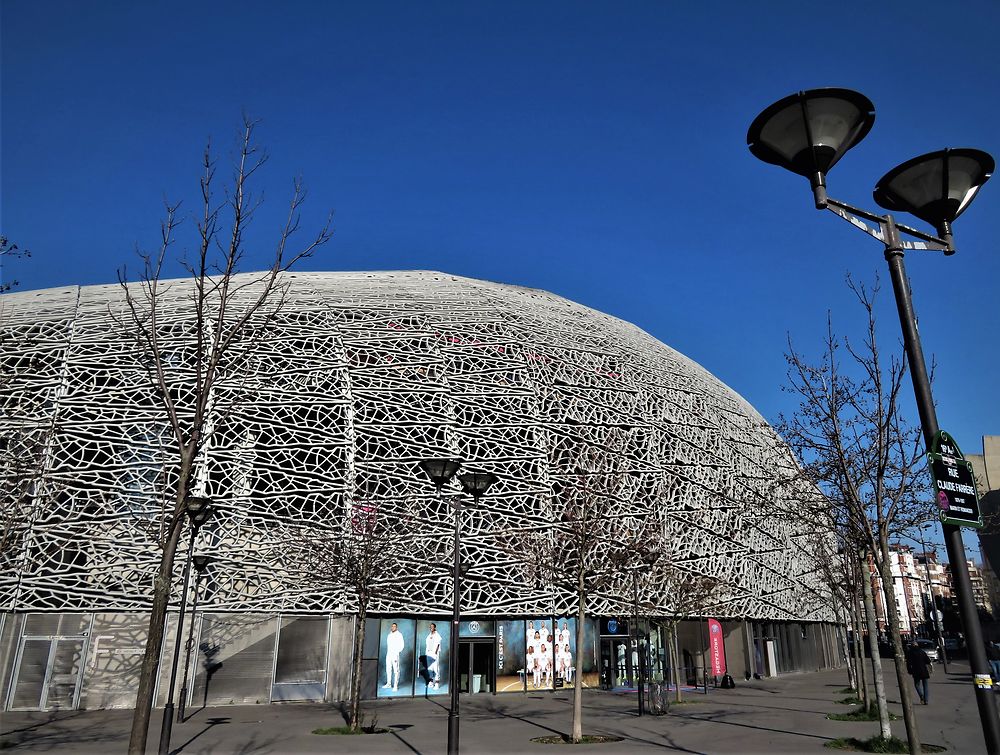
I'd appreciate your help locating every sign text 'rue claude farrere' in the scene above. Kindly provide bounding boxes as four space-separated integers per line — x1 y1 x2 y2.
928 431 982 529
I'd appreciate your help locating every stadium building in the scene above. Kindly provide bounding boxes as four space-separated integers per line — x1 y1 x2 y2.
0 271 841 711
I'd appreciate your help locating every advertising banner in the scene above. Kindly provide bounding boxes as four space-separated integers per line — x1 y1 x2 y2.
377 618 415 697
495 617 598 692
496 620 526 692
416 619 450 696
551 618 576 689
526 618 556 690
708 619 726 676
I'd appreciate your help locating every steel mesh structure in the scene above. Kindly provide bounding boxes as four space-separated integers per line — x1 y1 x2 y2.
0 271 830 622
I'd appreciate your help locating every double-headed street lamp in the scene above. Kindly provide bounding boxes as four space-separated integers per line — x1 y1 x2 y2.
158 496 214 755
419 459 499 755
747 87 996 752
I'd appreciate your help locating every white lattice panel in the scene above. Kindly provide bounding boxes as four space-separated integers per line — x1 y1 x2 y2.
0 271 830 621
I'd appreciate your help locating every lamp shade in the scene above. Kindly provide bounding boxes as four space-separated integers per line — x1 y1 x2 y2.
192 554 212 573
458 471 499 500
747 88 875 180
185 496 213 528
419 459 462 489
873 148 994 231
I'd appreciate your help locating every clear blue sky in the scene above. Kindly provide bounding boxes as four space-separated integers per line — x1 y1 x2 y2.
3 1 997 555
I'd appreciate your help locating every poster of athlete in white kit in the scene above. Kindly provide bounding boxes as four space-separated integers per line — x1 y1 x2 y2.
416 619 451 695
550 618 576 688
525 619 552 690
377 618 415 697
524 618 574 690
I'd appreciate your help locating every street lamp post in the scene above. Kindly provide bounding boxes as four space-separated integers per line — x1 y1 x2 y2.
747 87 997 752
158 496 214 755
177 554 211 722
419 460 499 755
629 551 658 717
631 569 642 716
916 525 949 671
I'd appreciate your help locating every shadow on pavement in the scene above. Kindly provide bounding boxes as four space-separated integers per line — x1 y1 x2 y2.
388 723 425 755
169 715 230 754
671 708 838 744
0 709 126 752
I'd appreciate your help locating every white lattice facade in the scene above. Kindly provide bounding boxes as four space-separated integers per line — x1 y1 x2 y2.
1 271 830 623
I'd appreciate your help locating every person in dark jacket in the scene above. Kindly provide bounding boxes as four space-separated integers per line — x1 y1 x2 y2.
905 643 933 704
986 641 1000 681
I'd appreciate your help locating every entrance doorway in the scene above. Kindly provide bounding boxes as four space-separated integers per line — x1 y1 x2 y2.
599 637 634 689
456 640 494 693
10 636 87 710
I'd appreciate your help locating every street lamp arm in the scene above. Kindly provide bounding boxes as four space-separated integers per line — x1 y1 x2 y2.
822 197 953 253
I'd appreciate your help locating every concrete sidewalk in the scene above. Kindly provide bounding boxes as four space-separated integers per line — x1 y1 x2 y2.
1 662 990 754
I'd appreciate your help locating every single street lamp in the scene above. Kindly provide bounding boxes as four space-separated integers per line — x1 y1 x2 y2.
915 525 949 671
158 496 214 755
419 460 499 755
748 87 997 752
177 553 212 722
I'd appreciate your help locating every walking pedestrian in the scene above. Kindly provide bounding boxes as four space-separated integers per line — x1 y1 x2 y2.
905 642 933 704
986 641 1000 682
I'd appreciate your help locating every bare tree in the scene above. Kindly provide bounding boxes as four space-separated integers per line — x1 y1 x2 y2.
119 117 333 755
817 532 869 707
650 565 722 705
0 235 31 293
516 447 653 744
0 307 54 600
777 276 931 754
284 497 417 732
0 427 45 579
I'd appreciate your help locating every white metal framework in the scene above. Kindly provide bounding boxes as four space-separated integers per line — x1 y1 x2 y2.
0 271 829 621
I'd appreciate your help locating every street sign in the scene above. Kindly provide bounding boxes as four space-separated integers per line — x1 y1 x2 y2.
928 431 982 528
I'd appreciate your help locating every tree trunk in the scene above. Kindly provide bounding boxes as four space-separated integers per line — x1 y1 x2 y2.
349 606 367 731
127 514 184 755
672 625 683 704
572 574 586 744
850 590 869 712
876 544 922 754
844 628 857 691
860 554 892 738
837 601 856 692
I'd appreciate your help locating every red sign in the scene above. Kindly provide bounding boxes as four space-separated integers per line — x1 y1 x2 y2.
708 619 726 675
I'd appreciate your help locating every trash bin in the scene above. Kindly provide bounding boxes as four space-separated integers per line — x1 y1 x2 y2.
472 674 483 693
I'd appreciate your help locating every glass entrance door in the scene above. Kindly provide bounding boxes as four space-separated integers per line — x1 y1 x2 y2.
599 637 634 689
456 640 494 694
10 637 86 710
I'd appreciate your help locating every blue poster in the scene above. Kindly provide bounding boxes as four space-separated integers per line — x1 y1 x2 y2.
526 617 555 690
416 619 450 696
459 620 495 637
496 620 526 692
551 617 576 688
377 618 415 697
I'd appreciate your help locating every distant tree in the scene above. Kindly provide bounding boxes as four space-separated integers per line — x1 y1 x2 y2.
0 308 51 599
119 116 333 755
0 236 30 293
284 497 417 732
777 276 930 755
0 428 45 579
